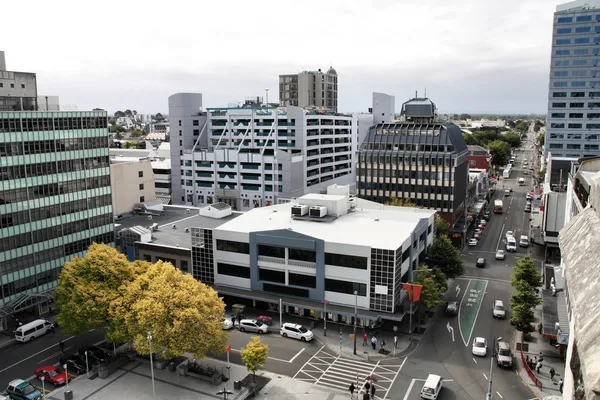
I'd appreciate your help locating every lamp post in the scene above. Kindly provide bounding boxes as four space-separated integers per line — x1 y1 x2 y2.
85 351 89 378
486 336 502 400
148 331 156 398
63 364 69 390
322 299 330 337
353 290 358 355
40 376 45 399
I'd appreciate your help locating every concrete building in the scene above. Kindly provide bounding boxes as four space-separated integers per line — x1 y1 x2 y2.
565 155 600 223
372 92 396 124
169 93 354 211
193 185 435 323
0 51 38 111
37 96 60 111
110 157 156 216
357 97 469 227
279 67 338 112
545 0 600 158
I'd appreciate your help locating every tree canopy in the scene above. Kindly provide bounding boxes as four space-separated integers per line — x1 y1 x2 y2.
240 336 269 382
426 236 464 279
412 266 446 309
511 256 541 289
487 140 511 167
435 216 450 238
385 196 418 208
130 129 146 138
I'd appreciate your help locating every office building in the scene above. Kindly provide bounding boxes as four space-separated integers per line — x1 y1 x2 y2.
0 52 114 329
110 157 156 216
0 51 38 112
545 0 600 159
356 97 469 226
279 67 338 111
169 93 354 211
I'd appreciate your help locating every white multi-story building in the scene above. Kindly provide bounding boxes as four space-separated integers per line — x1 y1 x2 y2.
169 93 354 211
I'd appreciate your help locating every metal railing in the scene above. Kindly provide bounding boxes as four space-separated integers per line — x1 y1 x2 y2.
520 337 543 391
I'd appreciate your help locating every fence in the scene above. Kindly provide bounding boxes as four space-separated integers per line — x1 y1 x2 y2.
520 334 543 391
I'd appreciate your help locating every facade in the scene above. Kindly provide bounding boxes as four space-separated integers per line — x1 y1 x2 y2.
467 145 492 171
192 185 436 322
279 67 338 111
545 0 600 158
565 155 600 223
169 93 354 211
110 157 156 216
357 97 469 226
0 110 114 327
0 51 38 112
372 92 396 124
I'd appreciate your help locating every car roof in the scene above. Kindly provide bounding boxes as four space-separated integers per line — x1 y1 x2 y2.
474 337 486 343
240 319 257 323
477 258 485 261
283 323 303 329
9 379 27 387
497 249 504 252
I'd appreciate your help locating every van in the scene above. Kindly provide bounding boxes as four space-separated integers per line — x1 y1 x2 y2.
14 319 52 343
493 300 506 319
506 237 517 252
519 235 529 247
518 177 525 186
420 374 443 399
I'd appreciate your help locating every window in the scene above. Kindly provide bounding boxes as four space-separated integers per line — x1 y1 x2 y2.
21 84 25 89
139 183 144 190
289 272 316 288
567 144 581 149
574 48 589 55
588 113 600 118
568 123 583 128
325 279 366 296
557 28 572 34
193 120 199 126
572 92 585 97
575 26 591 33
178 120 182 126
572 81 587 87
140 196 145 202
0 83 3 87
325 253 368 269
258 244 285 258
551 113 565 118
558 16 573 23
570 113 584 118
589 102 600 107
263 283 308 298
551 123 565 128
573 59 587 66
554 71 568 77
553 82 568 87
216 239 249 254
555 49 570 55
577 15 592 22
549 144 564 149
556 38 571 45
259 268 285 283
553 92 567 97
138 171 143 178
552 102 566 108
288 248 316 262
10 83 14 88
217 262 250 278
574 37 591 44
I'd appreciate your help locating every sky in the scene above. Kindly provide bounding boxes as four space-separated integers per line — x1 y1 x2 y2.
1 0 565 115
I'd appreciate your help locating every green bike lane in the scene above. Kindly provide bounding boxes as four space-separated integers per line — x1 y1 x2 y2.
457 279 488 347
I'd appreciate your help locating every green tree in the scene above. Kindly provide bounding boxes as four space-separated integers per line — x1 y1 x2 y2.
413 266 446 309
435 216 450 238
113 132 124 140
154 112 165 121
109 261 227 360
427 236 464 279
385 196 419 208
511 280 542 310
536 133 545 147
502 132 522 148
511 256 541 289
462 133 479 146
130 129 146 138
515 121 529 133
459 114 472 120
487 140 511 167
109 123 126 133
510 303 536 334
114 110 125 118
124 141 136 149
54 244 150 335
240 336 269 383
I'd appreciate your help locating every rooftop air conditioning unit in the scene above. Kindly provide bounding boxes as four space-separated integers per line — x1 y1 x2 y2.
309 206 328 218
348 197 357 211
291 204 309 216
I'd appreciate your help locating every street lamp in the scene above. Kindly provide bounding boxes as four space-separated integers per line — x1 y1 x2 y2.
85 351 89 378
321 299 330 337
63 364 69 390
486 336 502 400
40 376 45 399
148 331 156 398
353 290 358 355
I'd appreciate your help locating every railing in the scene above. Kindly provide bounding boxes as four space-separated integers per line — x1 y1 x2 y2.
520 335 543 391
258 255 285 264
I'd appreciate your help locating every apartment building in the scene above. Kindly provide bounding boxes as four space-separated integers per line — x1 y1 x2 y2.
545 0 600 159
357 97 469 226
169 93 354 211
279 67 338 112
110 157 156 216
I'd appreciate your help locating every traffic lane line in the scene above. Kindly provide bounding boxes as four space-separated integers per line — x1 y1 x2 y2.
0 336 75 373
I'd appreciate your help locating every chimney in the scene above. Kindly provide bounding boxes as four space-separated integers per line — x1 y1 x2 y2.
0 51 6 71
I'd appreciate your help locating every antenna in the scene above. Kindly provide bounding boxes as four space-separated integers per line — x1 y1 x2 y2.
424 86 427 98
415 90 418 98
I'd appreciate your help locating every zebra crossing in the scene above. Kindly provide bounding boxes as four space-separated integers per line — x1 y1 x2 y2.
293 347 404 398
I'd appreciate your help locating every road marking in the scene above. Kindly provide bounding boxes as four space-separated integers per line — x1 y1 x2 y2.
38 350 64 364
472 358 477 364
314 355 341 384
496 223 505 251
446 322 455 342
292 345 324 379
0 336 75 374
455 284 461 298
497 391 504 398
289 348 305 363
383 357 406 399
403 379 417 400
229 348 291 363
458 279 488 347
483 373 488 380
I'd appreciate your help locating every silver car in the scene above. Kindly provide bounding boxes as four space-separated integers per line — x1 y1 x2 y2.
238 319 268 334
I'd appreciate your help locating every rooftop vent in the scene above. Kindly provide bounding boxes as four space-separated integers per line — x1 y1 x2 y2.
309 206 328 218
291 204 309 216
172 224 177 229
185 228 190 232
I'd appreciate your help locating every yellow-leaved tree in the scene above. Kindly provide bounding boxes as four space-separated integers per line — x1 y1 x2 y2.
385 196 419 208
54 243 151 335
240 336 269 383
109 261 227 360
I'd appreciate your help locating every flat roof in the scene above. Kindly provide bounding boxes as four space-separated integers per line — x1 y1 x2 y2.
216 198 435 250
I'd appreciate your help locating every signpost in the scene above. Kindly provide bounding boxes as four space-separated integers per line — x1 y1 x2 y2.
401 283 423 342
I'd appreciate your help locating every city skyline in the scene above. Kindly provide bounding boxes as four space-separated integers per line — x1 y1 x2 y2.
3 0 563 114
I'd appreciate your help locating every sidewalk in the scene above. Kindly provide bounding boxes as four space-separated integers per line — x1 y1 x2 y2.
515 299 565 399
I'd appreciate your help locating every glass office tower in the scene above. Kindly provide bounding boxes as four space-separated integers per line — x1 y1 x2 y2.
0 111 114 327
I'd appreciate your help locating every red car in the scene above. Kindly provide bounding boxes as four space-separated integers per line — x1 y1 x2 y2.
35 365 70 386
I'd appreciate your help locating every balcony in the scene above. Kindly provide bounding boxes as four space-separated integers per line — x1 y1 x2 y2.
218 173 236 180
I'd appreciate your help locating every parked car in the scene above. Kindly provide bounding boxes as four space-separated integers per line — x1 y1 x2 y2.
238 319 268 334
476 258 486 268
468 238 478 247
257 315 273 325
78 346 111 364
479 220 487 226
444 301 458 316
495 250 505 260
482 212 491 221
5 379 43 400
472 337 488 357
474 228 483 235
222 318 234 330
473 233 481 240
280 323 313 342
59 355 88 375
34 366 70 386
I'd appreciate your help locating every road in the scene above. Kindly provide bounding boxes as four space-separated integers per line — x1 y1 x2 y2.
389 132 540 399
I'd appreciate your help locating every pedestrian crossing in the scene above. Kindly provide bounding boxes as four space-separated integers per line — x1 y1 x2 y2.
293 347 403 398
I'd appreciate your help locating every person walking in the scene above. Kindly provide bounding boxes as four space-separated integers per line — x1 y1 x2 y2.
370 384 376 398
559 379 564 393
371 335 377 350
59 340 65 354
49 323 55 336
550 367 556 382
349 382 355 399
536 360 542 374
363 332 368 347
231 315 236 328
394 334 398 350
381 339 386 352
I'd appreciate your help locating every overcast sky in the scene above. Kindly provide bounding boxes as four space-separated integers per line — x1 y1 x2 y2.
2 0 563 114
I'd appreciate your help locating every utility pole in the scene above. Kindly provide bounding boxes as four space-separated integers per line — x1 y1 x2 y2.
353 291 358 355
486 336 502 400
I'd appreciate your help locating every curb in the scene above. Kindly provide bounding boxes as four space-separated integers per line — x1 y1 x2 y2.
0 338 16 349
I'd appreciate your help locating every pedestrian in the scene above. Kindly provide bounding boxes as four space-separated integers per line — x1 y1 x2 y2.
50 324 55 336
362 392 370 400
526 355 530 365
536 360 542 374
371 335 377 350
381 339 386 351
538 352 544 362
59 340 65 353
559 379 564 393
363 332 368 347
48 306 53 316
365 381 371 392
394 334 398 349
371 384 376 398
349 382 355 398
231 315 236 328
550 367 556 382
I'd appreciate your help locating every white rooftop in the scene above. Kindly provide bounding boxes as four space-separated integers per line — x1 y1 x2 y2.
216 197 436 250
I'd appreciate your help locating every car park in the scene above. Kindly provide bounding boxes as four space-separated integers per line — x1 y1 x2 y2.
472 337 488 357
34 366 70 386
476 258 486 268
280 323 313 342
495 250 505 260
59 355 88 375
444 301 458 316
468 238 478 247
222 318 233 330
5 379 43 400
238 319 268 334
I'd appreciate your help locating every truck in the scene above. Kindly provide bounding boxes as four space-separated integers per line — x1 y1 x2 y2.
494 199 504 214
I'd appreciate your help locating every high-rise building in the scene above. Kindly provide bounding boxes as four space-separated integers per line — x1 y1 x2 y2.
0 52 114 328
279 67 338 111
357 97 469 226
546 0 600 159
0 51 38 112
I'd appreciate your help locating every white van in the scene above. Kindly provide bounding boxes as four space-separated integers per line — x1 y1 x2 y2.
518 177 525 186
420 374 443 399
506 237 517 252
14 319 52 342
519 235 529 247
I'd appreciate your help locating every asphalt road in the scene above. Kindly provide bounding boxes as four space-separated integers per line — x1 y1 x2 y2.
389 134 540 400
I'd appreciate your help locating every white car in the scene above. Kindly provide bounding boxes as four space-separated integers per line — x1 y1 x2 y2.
474 228 483 235
505 231 514 241
280 323 314 342
472 337 488 357
468 238 478 247
479 220 487 226
495 250 506 260
222 318 234 330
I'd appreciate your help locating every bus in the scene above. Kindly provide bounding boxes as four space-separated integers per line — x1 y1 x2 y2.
494 199 504 214
502 166 512 179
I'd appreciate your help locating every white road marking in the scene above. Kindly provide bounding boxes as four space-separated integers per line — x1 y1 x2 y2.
496 223 506 252
483 373 488 380
472 357 477 364
403 379 417 400
289 347 305 363
293 345 324 379
38 350 64 364
229 348 292 363
455 284 461 298
464 279 488 348
0 336 75 374
457 279 469 347
446 322 455 342
497 391 504 398
383 357 407 400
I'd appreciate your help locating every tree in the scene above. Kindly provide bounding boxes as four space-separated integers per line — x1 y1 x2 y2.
413 266 446 309
54 244 149 335
511 256 541 289
113 132 124 140
536 133 545 147
511 280 542 310
154 112 165 121
114 110 125 118
385 196 418 208
426 236 464 279
487 140 511 167
459 114 472 120
124 141 136 149
130 129 146 138
435 216 450 238
108 261 227 360
240 336 269 383
510 303 536 334
515 121 529 133
502 132 522 148
109 123 126 133
124 109 133 118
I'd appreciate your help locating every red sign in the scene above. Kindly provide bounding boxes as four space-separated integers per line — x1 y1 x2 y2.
225 346 232 353
402 283 424 302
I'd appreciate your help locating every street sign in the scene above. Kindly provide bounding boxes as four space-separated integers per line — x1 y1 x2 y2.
225 346 232 353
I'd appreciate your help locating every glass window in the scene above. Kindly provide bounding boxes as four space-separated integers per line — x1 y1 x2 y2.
554 71 568 77
258 244 285 258
549 144 564 149
574 48 589 55
555 49 570 55
573 59 587 65
325 278 367 296
551 113 565 118
558 16 573 23
556 38 571 45
217 262 250 278
577 15 592 22
288 272 316 288
557 27 572 34
553 92 567 97
571 92 585 97
325 253 368 269
571 81 587 87
216 239 249 254
570 102 585 107
575 26 591 33
288 248 316 262
552 102 567 107
258 268 285 283
574 37 591 44
553 82 568 87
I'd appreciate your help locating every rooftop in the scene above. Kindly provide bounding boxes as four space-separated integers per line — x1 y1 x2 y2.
468 145 489 155
216 197 435 250
544 192 567 235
